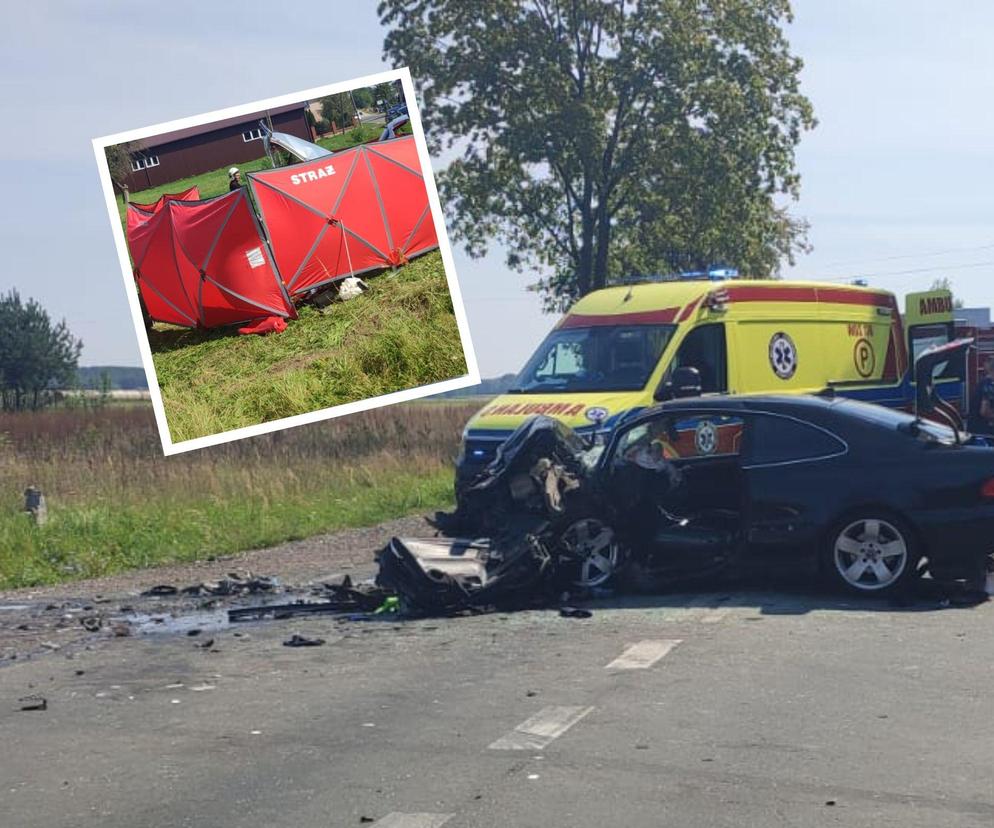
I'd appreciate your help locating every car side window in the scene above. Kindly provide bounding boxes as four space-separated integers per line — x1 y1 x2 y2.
670 324 727 393
613 412 745 467
745 414 845 466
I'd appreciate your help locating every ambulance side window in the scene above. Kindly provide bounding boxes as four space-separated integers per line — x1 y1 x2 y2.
671 324 727 393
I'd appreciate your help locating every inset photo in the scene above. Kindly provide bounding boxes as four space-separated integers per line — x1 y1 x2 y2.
93 69 477 454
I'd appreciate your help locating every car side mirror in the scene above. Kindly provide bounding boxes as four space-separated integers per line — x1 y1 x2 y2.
653 366 703 401
662 366 703 401
652 373 672 402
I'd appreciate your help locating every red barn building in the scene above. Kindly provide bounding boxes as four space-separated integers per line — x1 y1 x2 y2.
125 103 312 192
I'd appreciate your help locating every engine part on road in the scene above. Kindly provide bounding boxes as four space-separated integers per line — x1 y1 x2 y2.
375 535 554 615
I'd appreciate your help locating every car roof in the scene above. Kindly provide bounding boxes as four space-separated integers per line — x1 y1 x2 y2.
568 279 893 320
642 393 908 423
655 393 831 413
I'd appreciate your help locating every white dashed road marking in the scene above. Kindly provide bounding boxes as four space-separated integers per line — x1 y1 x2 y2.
370 814 453 828
605 639 681 670
489 705 595 750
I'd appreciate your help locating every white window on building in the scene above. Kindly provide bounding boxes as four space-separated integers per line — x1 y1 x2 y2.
242 128 263 142
131 155 160 171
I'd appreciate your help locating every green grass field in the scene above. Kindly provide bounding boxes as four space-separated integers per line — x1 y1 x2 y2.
0 402 478 590
152 251 467 442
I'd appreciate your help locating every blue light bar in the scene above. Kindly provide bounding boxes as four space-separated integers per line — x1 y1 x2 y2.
619 267 739 285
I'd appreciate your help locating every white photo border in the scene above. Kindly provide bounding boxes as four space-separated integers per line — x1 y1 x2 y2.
92 67 480 456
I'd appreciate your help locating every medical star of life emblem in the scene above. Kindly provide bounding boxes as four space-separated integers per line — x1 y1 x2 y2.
694 419 718 455
769 332 797 380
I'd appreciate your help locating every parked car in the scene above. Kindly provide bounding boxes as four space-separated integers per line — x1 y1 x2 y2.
386 102 408 121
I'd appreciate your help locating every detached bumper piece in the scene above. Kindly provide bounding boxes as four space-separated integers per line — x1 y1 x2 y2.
375 535 554 616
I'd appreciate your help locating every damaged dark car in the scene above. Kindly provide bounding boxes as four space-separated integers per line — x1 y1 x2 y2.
380 343 994 613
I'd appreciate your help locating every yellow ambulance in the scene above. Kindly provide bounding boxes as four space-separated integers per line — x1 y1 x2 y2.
456 278 959 484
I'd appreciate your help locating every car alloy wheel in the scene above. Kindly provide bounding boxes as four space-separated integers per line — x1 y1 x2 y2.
832 517 908 591
559 517 622 588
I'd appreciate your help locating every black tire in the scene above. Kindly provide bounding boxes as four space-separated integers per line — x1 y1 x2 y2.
821 510 921 597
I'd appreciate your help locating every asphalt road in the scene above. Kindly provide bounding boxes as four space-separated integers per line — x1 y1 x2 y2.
2 583 992 827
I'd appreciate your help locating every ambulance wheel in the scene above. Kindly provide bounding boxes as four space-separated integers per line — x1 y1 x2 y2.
822 511 920 596
558 517 625 589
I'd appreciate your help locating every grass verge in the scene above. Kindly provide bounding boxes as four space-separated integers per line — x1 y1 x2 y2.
0 462 452 590
151 251 467 442
0 402 479 590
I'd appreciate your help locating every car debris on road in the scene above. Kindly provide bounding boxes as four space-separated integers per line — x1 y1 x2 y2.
283 634 326 647
141 574 281 599
18 694 47 711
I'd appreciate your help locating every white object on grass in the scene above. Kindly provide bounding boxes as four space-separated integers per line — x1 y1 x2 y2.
339 277 369 301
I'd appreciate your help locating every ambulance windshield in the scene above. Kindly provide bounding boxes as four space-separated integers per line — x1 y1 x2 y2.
511 325 677 394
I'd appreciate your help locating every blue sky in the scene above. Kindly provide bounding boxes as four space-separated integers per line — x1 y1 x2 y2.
2 1 992 374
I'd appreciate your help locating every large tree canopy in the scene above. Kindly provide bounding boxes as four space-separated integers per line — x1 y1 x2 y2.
380 0 816 311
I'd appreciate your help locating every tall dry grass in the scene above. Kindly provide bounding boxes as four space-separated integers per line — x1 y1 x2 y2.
0 401 479 589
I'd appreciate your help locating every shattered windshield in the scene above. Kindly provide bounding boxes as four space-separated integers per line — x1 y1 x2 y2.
511 325 676 394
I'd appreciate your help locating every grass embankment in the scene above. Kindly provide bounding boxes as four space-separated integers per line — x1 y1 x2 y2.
151 251 466 442
0 402 479 590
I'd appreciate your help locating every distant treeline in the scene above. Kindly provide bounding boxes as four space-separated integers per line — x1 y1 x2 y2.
438 373 516 398
77 366 148 390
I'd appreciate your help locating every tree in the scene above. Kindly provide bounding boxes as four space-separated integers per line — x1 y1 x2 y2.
320 93 355 131
929 277 965 308
104 141 142 203
0 290 83 411
352 86 375 109
373 81 398 109
380 0 816 311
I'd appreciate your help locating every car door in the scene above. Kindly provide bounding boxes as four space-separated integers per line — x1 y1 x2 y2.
740 412 848 560
605 408 747 561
